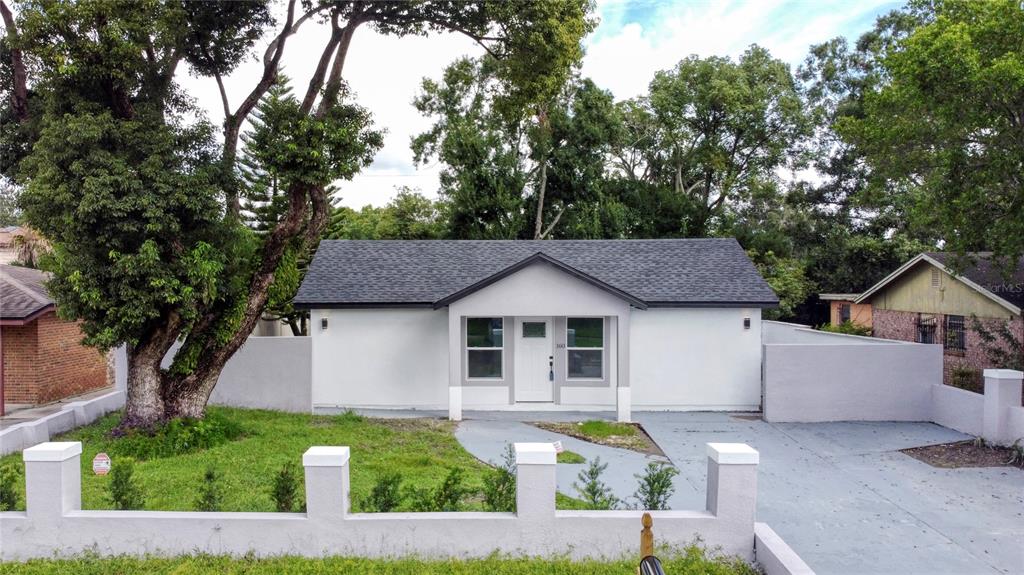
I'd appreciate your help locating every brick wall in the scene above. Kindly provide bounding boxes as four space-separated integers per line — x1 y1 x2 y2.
1 312 108 405
872 308 1023 391
1 323 38 403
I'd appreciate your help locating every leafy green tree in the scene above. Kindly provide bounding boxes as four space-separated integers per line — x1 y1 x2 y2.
2 0 594 427
747 250 814 320
837 0 1024 266
327 189 446 240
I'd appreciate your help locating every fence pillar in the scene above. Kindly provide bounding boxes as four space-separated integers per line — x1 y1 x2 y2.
23 441 81 520
983 369 1023 445
515 442 556 520
303 446 350 520
705 443 758 527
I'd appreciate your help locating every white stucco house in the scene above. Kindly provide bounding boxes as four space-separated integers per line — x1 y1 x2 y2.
295 239 778 422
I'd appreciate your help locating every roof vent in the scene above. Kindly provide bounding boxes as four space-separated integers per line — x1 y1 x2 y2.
931 268 940 288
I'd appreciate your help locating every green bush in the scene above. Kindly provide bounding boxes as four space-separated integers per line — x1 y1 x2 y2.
632 462 678 510
819 321 872 337
194 466 224 512
482 444 516 512
572 457 619 510
271 462 300 512
107 458 145 510
110 412 244 460
950 364 981 392
363 472 403 512
0 463 20 511
407 468 468 512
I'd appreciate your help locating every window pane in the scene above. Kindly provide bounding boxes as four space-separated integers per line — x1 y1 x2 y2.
467 318 503 348
568 350 602 379
468 350 502 378
567 318 603 347
522 322 546 338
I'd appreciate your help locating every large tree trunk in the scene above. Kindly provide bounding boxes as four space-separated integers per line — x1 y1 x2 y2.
122 313 183 427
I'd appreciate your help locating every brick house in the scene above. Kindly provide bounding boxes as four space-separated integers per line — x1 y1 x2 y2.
0 264 108 414
854 253 1023 390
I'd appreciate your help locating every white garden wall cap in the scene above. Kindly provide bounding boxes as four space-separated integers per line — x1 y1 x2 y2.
514 442 557 465
23 441 82 462
983 369 1023 380
707 443 759 465
302 446 350 467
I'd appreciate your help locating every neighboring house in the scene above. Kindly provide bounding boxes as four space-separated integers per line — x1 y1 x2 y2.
0 225 23 265
295 239 778 421
0 265 108 414
819 293 872 330
855 252 1023 388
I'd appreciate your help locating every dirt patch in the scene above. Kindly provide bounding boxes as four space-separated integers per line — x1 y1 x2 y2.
902 440 1024 469
532 421 665 457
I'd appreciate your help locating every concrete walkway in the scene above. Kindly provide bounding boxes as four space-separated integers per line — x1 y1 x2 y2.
446 410 1024 575
0 387 115 430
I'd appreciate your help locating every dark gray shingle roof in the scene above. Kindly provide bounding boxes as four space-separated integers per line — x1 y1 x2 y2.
296 239 778 308
0 264 54 320
926 252 1024 310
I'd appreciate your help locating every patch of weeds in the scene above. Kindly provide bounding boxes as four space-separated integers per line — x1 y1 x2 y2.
533 420 661 455
110 411 245 460
578 420 636 439
556 450 585 464
0 463 20 511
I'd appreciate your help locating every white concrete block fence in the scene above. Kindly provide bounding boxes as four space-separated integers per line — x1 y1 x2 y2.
0 441 807 572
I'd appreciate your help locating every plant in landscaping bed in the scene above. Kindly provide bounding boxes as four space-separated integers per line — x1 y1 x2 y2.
0 463 20 511
1007 440 1024 467
578 420 636 439
271 462 301 512
109 412 245 460
108 458 145 510
363 473 403 512
194 466 225 512
482 443 516 512
632 462 678 510
819 320 872 336
407 468 468 512
573 457 619 510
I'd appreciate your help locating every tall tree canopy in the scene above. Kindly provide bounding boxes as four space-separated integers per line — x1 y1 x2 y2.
1 0 595 427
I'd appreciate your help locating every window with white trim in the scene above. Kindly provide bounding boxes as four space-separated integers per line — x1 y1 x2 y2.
566 317 603 379
467 317 503 378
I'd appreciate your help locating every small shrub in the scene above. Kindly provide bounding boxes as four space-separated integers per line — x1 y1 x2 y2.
194 465 224 511
950 364 981 392
363 472 403 512
110 412 244 460
482 443 516 512
572 457 619 510
819 320 872 337
407 468 468 512
557 450 585 464
107 457 145 510
271 462 300 512
632 462 678 510
0 463 21 511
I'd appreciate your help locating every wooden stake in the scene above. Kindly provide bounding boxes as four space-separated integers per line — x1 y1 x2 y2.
640 512 653 558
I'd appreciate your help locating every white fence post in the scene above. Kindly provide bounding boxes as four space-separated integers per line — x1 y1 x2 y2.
706 443 759 525
983 369 1023 445
302 446 350 520
514 442 556 520
23 441 82 520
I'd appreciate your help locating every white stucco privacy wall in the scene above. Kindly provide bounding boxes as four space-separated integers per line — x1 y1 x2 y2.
311 308 449 410
762 322 940 423
210 336 312 412
630 308 762 411
930 384 984 437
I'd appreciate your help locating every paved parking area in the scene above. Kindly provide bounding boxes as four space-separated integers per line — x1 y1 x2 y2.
634 413 1024 575
452 411 1024 575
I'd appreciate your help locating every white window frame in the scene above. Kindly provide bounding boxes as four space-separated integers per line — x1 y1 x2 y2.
466 316 504 380
565 316 604 380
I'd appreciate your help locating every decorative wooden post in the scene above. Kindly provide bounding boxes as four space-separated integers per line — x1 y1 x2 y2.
640 512 654 558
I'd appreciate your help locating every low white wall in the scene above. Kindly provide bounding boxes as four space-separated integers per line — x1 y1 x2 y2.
631 308 762 411
0 390 124 456
930 384 984 437
210 337 311 412
1008 407 1024 444
762 322 941 423
762 321 893 345
311 308 449 410
755 523 816 575
1 442 768 564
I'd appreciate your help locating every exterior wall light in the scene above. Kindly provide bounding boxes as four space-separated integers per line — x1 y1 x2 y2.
743 317 751 330
321 317 329 330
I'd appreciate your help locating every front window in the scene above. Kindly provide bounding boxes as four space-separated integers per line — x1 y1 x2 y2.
567 317 603 379
916 315 936 344
839 304 851 324
467 317 503 378
944 315 965 352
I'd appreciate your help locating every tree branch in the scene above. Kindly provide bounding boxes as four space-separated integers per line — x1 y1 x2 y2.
0 1 28 122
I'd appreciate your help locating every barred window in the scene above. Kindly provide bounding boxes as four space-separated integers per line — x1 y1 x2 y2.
916 315 936 344
944 315 965 352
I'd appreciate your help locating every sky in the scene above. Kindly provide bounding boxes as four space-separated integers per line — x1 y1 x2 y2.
178 0 903 209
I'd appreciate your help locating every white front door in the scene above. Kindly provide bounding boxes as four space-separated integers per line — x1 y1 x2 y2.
514 317 553 402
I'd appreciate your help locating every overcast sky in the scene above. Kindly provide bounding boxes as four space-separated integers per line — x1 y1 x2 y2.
178 0 902 209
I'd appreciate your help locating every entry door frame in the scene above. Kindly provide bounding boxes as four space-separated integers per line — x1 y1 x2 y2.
513 316 554 402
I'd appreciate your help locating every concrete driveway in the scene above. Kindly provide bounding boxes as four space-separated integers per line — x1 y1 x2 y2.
634 412 1024 575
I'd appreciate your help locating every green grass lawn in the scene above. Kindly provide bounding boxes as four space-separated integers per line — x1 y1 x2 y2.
0 549 758 574
556 450 586 464
534 420 658 454
0 407 565 512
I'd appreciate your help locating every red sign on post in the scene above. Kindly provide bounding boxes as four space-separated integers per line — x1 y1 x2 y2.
92 452 111 475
